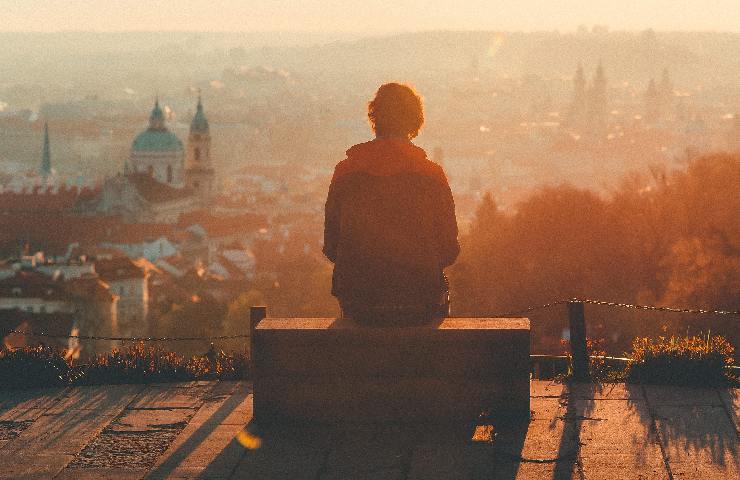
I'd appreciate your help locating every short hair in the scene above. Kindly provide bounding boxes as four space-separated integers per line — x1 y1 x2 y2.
368 83 424 139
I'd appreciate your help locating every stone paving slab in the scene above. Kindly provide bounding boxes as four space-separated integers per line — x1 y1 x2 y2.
407 443 497 480
109 408 196 432
55 467 149 480
568 382 644 400
653 404 738 479
1 411 120 456
0 387 67 421
0 381 737 479
528 381 565 398
718 388 739 431
130 383 214 410
644 385 723 406
0 453 75 480
575 399 668 479
45 384 144 414
146 382 253 479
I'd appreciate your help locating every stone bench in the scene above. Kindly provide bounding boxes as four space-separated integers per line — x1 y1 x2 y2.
252 317 530 423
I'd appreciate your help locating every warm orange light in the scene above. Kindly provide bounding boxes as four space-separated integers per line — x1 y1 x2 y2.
236 430 262 450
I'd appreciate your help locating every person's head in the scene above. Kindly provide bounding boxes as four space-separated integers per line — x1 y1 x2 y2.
368 83 424 140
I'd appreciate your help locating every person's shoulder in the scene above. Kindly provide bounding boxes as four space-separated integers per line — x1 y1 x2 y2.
417 157 448 186
331 158 352 183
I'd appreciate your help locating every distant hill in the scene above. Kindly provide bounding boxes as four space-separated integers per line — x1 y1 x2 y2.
2 30 739 86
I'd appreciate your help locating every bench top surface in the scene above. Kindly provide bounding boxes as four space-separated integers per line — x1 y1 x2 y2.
255 317 530 331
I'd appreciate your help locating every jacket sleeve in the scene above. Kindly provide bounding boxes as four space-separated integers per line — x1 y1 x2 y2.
322 171 341 263
437 172 460 268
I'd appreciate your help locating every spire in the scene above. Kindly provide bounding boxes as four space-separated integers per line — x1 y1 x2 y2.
149 98 166 130
593 60 606 89
660 68 672 94
574 63 586 91
41 122 51 178
569 63 588 126
190 94 209 133
587 60 607 125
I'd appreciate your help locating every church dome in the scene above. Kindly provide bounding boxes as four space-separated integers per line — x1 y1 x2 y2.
132 129 184 152
132 100 184 153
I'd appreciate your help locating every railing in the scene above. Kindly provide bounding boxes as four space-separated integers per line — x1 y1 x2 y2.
3 298 738 379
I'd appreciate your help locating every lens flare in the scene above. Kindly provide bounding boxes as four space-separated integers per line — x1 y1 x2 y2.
236 430 262 450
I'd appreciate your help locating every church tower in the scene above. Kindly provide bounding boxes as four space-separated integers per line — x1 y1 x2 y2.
645 78 660 123
568 63 588 127
40 122 52 180
587 61 607 127
185 95 215 206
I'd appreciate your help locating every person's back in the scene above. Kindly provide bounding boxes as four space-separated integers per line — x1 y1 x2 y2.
323 83 459 324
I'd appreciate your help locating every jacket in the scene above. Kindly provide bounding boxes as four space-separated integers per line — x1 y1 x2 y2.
323 138 459 306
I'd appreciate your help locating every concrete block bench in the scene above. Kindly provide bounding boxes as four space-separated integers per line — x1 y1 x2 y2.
252 317 530 423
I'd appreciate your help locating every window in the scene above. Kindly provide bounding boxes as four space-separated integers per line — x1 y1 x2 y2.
147 165 154 177
40 305 47 313
167 165 173 183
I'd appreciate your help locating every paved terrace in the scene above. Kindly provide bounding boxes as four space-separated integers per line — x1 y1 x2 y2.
0 381 737 479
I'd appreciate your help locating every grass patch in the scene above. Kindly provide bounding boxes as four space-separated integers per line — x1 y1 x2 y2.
0 343 250 390
626 333 735 386
0 345 70 389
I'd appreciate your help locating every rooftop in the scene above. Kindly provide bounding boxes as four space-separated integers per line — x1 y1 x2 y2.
127 173 193 203
0 380 736 479
94 256 145 281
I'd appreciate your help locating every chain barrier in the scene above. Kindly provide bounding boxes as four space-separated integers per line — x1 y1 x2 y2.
1 329 250 342
573 298 740 316
485 299 570 317
3 298 738 342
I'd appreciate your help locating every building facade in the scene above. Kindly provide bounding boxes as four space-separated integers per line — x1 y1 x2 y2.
82 98 215 223
95 257 148 337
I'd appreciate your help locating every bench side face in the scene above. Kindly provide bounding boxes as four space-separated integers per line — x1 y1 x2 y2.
253 318 531 422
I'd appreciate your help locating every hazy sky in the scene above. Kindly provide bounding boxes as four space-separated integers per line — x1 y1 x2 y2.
3 0 739 33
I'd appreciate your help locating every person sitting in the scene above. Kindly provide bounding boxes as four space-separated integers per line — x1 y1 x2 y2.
323 82 459 325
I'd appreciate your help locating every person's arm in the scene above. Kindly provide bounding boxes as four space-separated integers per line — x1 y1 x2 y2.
436 171 460 268
322 171 341 263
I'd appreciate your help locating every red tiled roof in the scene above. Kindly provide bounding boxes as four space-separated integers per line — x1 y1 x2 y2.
94 257 145 281
0 214 178 255
177 210 267 238
127 173 194 203
102 222 175 244
64 276 116 302
0 186 99 213
213 254 247 280
0 270 71 301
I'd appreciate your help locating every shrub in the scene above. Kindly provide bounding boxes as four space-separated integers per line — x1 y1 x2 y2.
560 337 627 381
0 343 250 389
626 333 735 386
79 342 250 385
0 345 71 389
79 343 193 385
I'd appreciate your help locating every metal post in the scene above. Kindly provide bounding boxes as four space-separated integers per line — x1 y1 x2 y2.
567 301 589 381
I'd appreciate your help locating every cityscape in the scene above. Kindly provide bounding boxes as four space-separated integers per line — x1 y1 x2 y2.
1 28 738 356
0 2 739 479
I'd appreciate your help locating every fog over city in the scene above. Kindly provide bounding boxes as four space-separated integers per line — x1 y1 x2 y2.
1 1 738 356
